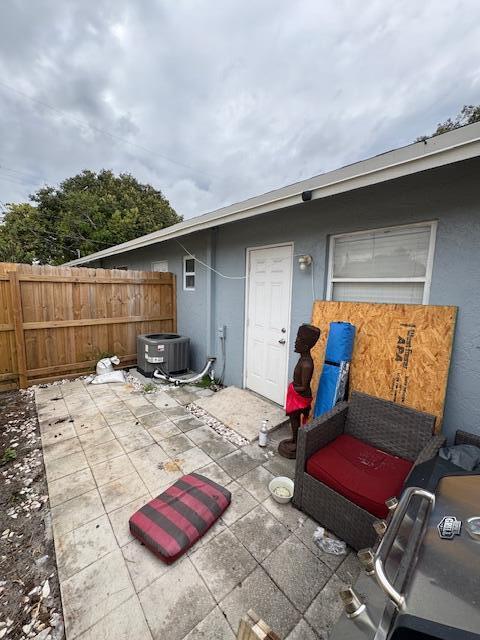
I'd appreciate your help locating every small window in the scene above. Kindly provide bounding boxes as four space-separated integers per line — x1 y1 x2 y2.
152 260 168 272
183 256 196 291
327 222 437 304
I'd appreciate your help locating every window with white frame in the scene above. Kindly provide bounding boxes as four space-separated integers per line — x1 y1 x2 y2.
183 256 196 291
327 222 437 304
151 260 168 272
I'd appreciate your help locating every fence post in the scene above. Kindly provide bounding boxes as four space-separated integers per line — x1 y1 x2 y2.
8 271 28 389
172 273 177 332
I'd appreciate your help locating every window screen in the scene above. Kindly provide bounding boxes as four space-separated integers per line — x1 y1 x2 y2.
328 223 436 304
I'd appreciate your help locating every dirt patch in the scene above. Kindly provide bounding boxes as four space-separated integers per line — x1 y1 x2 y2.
0 389 64 640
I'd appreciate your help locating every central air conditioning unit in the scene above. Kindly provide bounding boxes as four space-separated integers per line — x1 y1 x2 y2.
137 333 189 377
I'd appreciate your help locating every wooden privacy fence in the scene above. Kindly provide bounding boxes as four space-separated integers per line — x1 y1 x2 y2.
0 263 176 390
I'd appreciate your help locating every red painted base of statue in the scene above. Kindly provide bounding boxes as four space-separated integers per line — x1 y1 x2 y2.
278 324 320 460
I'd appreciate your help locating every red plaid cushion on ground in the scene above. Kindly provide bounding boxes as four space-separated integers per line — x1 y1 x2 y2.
129 473 231 563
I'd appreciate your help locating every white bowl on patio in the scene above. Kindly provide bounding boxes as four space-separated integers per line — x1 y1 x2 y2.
269 476 294 504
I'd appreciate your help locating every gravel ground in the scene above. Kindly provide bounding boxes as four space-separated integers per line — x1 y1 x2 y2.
0 389 64 640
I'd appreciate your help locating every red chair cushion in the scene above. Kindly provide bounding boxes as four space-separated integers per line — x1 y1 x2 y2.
306 434 412 518
129 473 231 564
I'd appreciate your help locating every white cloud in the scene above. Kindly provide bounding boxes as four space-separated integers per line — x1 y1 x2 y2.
1 0 480 219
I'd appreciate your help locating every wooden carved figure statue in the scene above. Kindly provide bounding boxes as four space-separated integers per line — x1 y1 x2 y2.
278 323 320 459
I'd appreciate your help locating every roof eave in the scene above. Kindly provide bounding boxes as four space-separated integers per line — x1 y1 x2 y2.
64 123 480 266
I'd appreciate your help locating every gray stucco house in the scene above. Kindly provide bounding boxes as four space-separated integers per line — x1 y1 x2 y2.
66 122 480 441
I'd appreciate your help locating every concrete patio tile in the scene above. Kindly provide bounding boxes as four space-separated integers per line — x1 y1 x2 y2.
187 518 226 555
163 405 190 419
219 565 301 638
42 435 83 462
286 618 320 640
122 538 172 592
294 517 346 571
129 443 169 468
195 461 232 486
186 425 213 445
217 449 264 480
236 465 275 502
41 423 77 446
91 453 136 486
230 504 290 562
48 467 96 507
109 419 145 438
129 444 179 492
118 429 155 453
103 408 137 425
83 438 124 466
190 529 257 602
221 481 258 526
183 605 235 640
173 416 204 433
148 390 179 409
146 466 184 495
108 494 150 548
51 488 105 537
78 425 115 448
262 535 332 613
55 514 118 580
188 426 237 460
160 433 195 457
61 548 134 639
262 496 304 533
124 395 154 409
98 471 148 512
77 594 152 640
148 420 181 441
73 412 109 435
140 410 171 429
129 403 158 418
336 550 362 585
177 447 213 474
45 450 88 483
304 573 347 638
138 557 215 640
262 453 296 480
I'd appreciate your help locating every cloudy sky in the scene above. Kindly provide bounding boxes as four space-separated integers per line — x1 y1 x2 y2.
1 1 480 219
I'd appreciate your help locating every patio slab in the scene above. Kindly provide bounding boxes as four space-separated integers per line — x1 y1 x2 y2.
194 386 287 441
38 379 355 639
190 528 257 601
138 557 215 640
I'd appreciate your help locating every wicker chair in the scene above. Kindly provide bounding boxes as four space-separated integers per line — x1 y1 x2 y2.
293 391 445 550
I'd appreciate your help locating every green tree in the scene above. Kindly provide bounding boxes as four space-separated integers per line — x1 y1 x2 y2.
0 170 182 264
416 104 480 141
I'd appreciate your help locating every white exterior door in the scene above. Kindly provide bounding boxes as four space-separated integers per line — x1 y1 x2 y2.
245 244 293 405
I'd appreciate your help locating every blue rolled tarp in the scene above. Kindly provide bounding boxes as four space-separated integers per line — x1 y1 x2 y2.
314 322 355 418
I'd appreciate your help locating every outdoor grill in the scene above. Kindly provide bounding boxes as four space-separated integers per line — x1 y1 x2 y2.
330 457 480 640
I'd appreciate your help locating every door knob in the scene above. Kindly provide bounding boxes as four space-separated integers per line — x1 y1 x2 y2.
278 339 286 345
281 328 286 333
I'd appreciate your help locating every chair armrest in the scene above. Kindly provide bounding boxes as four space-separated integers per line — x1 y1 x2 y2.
293 402 348 509
412 433 446 467
301 401 349 460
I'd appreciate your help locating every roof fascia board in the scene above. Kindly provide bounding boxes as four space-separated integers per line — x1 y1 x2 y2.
64 129 480 266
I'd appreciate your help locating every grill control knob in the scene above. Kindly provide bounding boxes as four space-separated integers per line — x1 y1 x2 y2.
339 588 366 618
373 519 388 537
385 497 399 512
357 548 375 575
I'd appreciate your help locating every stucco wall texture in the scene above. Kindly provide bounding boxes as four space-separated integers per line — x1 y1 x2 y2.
99 158 480 442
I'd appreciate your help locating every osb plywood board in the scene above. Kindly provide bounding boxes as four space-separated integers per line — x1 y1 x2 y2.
311 301 457 430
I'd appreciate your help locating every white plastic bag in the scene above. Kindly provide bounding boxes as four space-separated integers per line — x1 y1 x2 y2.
313 526 347 555
90 370 126 385
96 355 120 375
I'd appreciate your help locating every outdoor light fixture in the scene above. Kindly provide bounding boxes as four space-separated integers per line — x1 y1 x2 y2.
298 255 312 271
